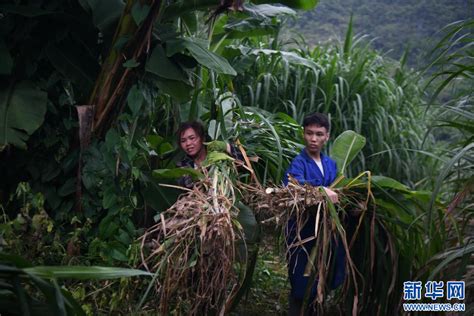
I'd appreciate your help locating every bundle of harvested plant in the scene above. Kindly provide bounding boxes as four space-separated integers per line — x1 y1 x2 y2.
241 177 332 223
240 177 368 313
139 155 245 315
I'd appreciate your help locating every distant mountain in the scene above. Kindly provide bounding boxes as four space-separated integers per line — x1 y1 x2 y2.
283 0 473 66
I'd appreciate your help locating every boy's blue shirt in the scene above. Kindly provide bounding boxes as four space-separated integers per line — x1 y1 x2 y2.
283 149 337 187
283 148 345 300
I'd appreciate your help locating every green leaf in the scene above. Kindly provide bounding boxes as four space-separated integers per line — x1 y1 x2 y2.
427 142 474 233
131 2 150 26
105 128 121 150
155 77 193 102
61 288 87 316
251 0 319 10
180 12 198 33
141 180 179 213
221 19 278 39
24 266 152 280
0 81 47 150
428 242 474 280
45 44 96 93
248 48 318 71
146 135 174 156
372 175 409 192
57 178 76 197
146 134 164 150
152 168 204 180
158 142 174 155
113 35 131 50
0 4 55 17
52 279 67 316
235 201 260 243
343 14 354 58
42 164 61 182
109 248 128 262
122 59 140 68
166 37 237 75
330 130 366 175
162 0 239 19
102 190 117 209
127 85 144 116
243 3 296 17
146 45 187 81
84 0 124 33
0 39 13 75
0 253 33 268
202 151 234 167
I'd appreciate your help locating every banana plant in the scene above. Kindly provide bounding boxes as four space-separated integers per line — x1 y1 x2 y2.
0 81 47 151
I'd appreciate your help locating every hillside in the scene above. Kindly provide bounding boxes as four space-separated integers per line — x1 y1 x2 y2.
284 0 473 66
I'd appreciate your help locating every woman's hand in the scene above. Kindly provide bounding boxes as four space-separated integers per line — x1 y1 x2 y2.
205 140 228 153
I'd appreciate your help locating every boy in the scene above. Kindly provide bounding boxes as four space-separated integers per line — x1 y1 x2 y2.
283 113 345 315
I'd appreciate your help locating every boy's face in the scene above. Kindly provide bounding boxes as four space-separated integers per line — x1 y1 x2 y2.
303 124 329 157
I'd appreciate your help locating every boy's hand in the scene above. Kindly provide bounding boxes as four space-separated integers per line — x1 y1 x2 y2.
323 187 339 204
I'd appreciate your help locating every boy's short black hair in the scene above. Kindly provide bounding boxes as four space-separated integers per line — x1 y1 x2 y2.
302 113 330 132
177 121 206 143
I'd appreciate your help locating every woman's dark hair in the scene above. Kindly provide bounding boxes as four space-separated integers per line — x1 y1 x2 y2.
302 113 330 132
176 121 206 144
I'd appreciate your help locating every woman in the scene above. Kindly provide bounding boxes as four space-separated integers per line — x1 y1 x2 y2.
175 120 261 310
176 120 241 188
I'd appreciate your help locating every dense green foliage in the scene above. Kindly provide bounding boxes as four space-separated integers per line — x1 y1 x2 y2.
228 23 436 185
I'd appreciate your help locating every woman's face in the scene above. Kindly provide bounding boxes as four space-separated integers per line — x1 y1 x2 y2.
180 127 204 157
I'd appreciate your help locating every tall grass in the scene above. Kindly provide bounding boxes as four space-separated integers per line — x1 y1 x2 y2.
226 22 436 187
423 18 473 211
420 20 473 305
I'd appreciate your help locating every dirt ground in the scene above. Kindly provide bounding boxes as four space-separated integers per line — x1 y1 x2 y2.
232 232 290 315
